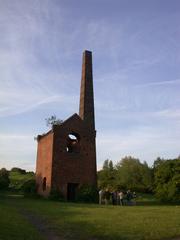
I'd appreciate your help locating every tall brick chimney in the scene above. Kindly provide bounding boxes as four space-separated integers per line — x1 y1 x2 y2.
36 50 97 199
79 50 95 130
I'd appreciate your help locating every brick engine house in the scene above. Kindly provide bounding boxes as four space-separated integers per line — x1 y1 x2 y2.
36 50 97 200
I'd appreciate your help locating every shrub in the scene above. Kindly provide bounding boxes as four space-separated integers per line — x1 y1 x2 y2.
77 184 98 203
0 168 10 190
22 179 36 196
49 189 64 201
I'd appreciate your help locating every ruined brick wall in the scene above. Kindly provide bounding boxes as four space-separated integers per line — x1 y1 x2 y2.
36 132 54 197
51 115 97 198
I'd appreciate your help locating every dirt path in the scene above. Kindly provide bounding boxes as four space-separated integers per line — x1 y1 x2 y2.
20 209 63 240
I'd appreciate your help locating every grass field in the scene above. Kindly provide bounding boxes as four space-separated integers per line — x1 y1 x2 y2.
0 194 42 240
0 192 180 240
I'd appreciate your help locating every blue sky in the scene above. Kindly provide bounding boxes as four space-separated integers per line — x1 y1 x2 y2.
0 0 180 171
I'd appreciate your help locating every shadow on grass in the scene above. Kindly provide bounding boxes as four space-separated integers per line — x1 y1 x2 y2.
1 191 180 240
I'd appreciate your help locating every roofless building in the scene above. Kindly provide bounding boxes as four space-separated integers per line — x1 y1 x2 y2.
36 51 97 200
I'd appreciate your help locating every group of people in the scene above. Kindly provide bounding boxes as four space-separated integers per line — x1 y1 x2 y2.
99 189 137 206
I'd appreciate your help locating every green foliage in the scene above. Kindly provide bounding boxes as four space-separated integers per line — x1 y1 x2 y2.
154 159 180 201
115 156 153 192
49 189 64 201
0 168 10 189
9 169 35 191
22 179 36 196
98 156 180 202
11 167 26 174
77 184 98 203
98 159 116 190
45 115 63 128
98 157 153 193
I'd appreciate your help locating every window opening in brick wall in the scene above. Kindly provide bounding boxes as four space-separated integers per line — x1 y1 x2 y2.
66 133 80 153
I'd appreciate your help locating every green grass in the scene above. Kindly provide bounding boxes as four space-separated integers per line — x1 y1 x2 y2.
1 192 180 240
21 200 180 240
0 196 42 240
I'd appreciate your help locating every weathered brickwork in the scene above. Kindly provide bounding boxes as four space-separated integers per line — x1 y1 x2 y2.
36 51 97 199
36 131 53 197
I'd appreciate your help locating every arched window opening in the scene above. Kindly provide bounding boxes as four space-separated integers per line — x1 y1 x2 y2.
42 177 46 191
66 133 80 153
68 134 78 140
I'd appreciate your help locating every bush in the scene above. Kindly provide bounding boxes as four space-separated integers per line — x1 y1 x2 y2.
49 189 64 201
22 179 36 196
77 184 98 203
0 168 10 190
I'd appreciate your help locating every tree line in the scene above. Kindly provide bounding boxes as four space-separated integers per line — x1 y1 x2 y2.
98 156 180 202
0 156 180 202
0 167 35 194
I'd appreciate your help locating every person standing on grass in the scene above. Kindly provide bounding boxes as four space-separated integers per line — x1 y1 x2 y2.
132 191 137 205
111 190 117 205
104 188 111 205
99 189 104 204
126 189 133 205
117 190 120 205
119 191 124 206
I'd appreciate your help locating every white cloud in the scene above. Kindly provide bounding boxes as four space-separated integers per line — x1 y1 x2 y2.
96 125 180 169
0 91 77 117
0 133 36 171
136 78 180 88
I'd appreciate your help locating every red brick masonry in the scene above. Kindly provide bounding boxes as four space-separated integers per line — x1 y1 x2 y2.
36 51 97 199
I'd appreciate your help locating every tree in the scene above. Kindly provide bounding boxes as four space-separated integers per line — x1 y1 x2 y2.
153 157 165 169
141 161 153 192
11 167 26 174
98 157 153 192
154 158 180 201
98 159 116 190
115 156 153 192
0 168 10 189
45 115 63 128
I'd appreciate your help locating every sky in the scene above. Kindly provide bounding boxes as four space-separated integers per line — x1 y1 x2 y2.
0 0 180 171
